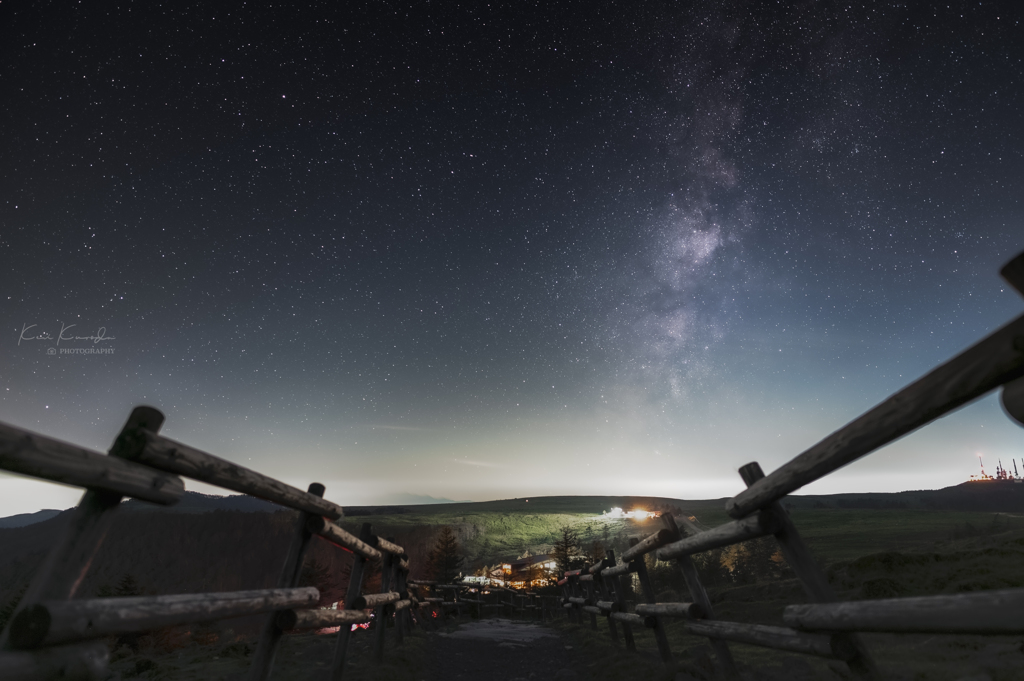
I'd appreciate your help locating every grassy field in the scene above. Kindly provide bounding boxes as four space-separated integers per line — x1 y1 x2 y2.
342 493 1024 573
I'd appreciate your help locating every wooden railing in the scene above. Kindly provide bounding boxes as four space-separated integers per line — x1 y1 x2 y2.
557 250 1024 679
0 406 420 681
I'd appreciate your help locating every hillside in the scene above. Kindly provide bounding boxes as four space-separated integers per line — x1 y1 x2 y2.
4 482 1024 623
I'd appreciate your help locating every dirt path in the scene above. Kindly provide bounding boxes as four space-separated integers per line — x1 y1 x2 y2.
422 619 579 681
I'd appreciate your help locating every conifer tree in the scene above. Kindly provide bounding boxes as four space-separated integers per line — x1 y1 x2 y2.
551 524 581 577
427 526 464 584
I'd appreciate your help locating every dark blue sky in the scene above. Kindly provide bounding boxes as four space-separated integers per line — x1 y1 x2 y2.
2 1 1023 514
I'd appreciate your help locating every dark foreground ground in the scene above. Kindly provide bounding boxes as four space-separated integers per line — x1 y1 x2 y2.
95 612 1024 681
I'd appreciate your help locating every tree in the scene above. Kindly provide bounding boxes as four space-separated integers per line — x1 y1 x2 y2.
300 557 338 606
95 573 145 650
427 526 464 584
551 524 581 578
95 572 143 599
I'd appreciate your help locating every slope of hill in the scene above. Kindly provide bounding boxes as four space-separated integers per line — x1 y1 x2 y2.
0 509 62 529
4 483 1024 618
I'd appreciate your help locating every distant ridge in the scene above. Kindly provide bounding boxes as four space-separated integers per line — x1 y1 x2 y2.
785 481 1024 513
0 490 468 528
0 509 62 529
379 493 471 505
121 491 279 514
3 482 1023 529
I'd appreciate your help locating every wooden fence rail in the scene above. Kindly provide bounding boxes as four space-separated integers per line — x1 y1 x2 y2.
0 406 422 681
556 249 1024 680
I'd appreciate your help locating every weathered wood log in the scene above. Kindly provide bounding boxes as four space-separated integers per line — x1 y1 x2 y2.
1002 376 1024 427
407 579 437 586
394 599 414 612
621 528 675 562
422 597 445 603
657 512 778 560
587 557 610 574
248 482 325 681
307 517 381 562
277 608 371 631
629 536 674 666
10 587 320 649
784 588 1024 634
556 577 569 586
582 605 601 616
660 514 740 680
351 592 401 610
578 574 594 582
138 432 345 519
567 596 591 606
0 420 184 504
0 641 109 681
601 561 636 578
459 598 485 604
0 408 167 651
610 612 650 628
684 618 851 655
373 548 396 663
682 620 852 660
1002 249 1024 295
369 535 405 556
727 310 1024 518
564 569 583 577
595 600 620 613
394 566 412 639
739 462 879 679
329 522 373 681
635 601 703 619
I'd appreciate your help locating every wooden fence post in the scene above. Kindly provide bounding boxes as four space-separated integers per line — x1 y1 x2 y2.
247 482 325 681
390 556 404 646
394 566 411 636
373 547 395 663
559 582 573 622
629 536 674 666
661 514 740 680
583 577 598 631
0 406 165 650
330 523 374 681
593 568 620 646
739 462 880 680
605 550 635 652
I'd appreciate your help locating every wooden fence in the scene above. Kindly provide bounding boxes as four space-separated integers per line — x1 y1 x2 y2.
556 250 1024 679
0 406 421 681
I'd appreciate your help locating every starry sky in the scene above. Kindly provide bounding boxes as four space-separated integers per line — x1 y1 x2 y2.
2 1 1023 516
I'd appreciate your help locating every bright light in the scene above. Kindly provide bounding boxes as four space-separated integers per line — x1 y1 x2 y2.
603 507 656 520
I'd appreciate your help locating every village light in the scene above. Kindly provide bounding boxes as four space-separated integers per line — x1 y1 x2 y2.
602 507 656 520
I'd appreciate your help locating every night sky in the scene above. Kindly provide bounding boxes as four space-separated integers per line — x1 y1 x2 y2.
2 1 1023 516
